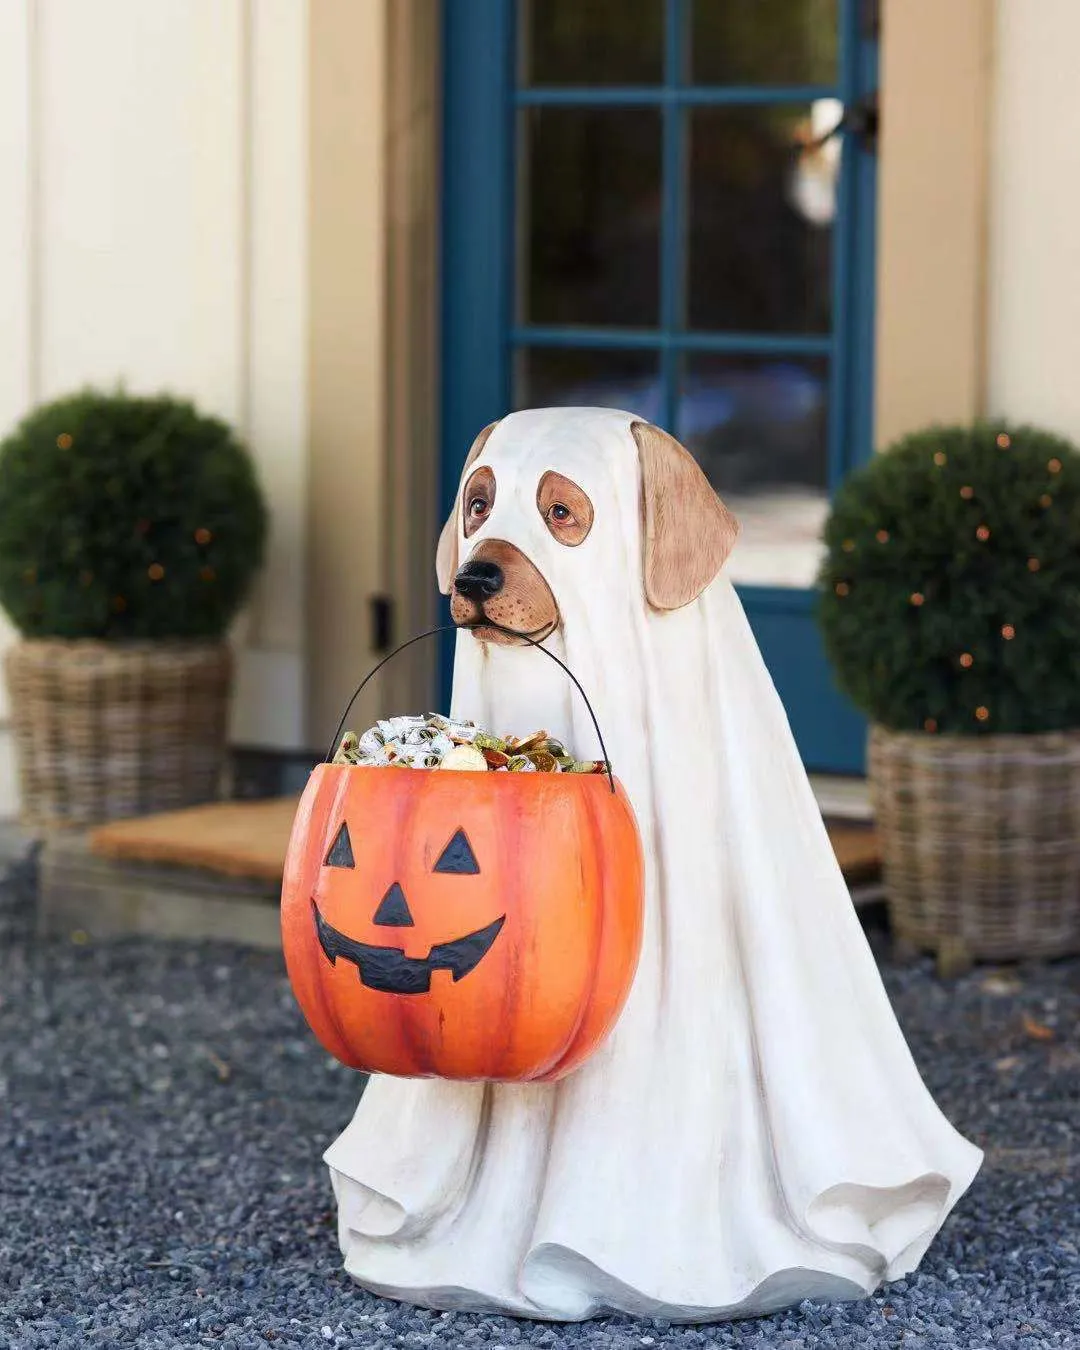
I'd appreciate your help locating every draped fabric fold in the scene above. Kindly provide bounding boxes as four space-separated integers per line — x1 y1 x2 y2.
324 408 981 1322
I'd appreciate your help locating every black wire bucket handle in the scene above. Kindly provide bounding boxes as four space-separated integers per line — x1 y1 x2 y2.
324 621 616 794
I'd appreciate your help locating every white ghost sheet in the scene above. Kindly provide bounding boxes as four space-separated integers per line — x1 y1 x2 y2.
323 407 982 1322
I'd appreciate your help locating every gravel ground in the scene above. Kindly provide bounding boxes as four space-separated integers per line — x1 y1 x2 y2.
1 852 1077 1350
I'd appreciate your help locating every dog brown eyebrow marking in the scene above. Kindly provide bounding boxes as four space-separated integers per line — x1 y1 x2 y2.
536 471 594 547
462 466 496 539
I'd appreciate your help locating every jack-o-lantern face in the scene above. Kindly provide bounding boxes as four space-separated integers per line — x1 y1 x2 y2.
280 764 644 1082
312 823 506 994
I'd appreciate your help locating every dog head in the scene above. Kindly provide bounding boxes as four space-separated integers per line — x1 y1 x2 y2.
436 411 740 645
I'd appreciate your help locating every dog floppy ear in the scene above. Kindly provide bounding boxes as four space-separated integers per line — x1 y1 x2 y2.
631 420 740 611
436 420 501 595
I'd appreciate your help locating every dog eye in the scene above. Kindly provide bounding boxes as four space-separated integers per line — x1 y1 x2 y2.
468 497 490 518
547 503 574 525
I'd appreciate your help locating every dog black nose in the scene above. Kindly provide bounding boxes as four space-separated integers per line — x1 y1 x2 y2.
454 559 504 600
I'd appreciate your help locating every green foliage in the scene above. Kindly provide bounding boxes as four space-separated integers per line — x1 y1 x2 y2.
817 422 1080 735
0 389 268 640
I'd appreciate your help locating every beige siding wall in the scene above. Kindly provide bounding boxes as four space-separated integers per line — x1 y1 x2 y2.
0 0 429 798
6 0 1077 792
384 0 442 713
0 0 310 815
306 0 390 752
986 0 1080 446
874 0 994 450
306 0 442 748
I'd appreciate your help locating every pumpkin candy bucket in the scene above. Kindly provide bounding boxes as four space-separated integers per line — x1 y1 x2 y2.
280 626 645 1083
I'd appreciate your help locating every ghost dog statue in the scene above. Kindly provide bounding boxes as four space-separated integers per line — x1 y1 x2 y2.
324 408 982 1323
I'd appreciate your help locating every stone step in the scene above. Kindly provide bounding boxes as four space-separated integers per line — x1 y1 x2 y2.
38 827 282 950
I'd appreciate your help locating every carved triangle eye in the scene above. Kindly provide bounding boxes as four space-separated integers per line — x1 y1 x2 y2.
434 828 480 875
325 822 355 868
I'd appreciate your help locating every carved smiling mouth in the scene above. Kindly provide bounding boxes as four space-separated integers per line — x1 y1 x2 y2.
312 902 506 995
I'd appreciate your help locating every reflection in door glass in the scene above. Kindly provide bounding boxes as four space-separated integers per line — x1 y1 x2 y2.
687 106 833 333
521 0 664 86
688 0 838 86
677 353 830 588
514 347 661 419
519 108 662 327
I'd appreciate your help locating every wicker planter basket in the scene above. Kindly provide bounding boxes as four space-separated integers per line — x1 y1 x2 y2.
868 724 1080 961
4 639 233 829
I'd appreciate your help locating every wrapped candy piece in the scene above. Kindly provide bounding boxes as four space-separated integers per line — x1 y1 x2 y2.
357 728 385 756
403 726 437 746
332 732 361 766
426 712 475 733
429 732 455 759
512 731 549 754
378 715 425 740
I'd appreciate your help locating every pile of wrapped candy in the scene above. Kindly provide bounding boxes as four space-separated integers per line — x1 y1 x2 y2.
332 713 607 774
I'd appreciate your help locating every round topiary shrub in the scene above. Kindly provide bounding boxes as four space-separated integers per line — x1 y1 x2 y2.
0 388 268 640
817 421 1080 735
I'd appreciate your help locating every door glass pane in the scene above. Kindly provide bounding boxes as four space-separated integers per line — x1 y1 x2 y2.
689 0 838 86
519 108 662 327
515 347 661 419
521 0 664 86
677 353 830 587
687 105 834 333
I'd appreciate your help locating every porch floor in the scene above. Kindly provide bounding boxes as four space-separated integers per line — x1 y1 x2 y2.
0 854 1075 1350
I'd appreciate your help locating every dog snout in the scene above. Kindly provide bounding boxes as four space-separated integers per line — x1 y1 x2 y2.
453 559 504 601
449 539 559 644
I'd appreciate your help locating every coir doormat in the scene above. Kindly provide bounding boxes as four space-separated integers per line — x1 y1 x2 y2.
88 796 880 889
88 796 302 884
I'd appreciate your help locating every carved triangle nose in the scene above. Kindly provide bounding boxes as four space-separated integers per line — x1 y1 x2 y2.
373 881 414 927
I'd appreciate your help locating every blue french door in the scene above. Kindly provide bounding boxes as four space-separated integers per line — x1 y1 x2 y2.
440 0 879 774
